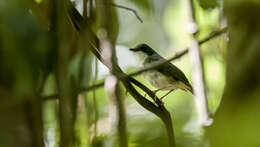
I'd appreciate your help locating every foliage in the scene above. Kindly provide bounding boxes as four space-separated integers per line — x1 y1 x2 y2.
1 0 259 147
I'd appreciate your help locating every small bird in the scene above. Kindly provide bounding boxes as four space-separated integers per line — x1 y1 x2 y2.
130 44 193 100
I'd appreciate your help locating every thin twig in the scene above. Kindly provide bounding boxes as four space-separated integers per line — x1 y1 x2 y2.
199 27 227 45
111 3 143 23
42 82 104 100
125 27 227 77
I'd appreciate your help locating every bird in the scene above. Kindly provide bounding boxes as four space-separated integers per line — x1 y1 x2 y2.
130 43 193 100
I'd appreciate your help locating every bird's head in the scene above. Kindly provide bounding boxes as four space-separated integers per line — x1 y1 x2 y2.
130 44 155 56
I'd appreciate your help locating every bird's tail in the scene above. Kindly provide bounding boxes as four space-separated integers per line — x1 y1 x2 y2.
183 82 193 94
179 82 193 94
189 86 194 95
188 83 194 95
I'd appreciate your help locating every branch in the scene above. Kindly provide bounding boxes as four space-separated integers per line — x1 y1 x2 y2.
41 82 104 100
199 27 227 45
111 3 143 23
41 27 227 100
122 77 175 147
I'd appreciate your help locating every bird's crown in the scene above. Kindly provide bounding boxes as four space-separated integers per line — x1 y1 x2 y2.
130 43 155 55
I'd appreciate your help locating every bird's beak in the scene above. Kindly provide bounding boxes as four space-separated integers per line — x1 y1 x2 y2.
129 48 137 52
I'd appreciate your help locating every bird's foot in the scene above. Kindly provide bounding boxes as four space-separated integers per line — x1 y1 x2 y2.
151 90 158 100
151 90 165 105
157 98 165 105
152 89 162 94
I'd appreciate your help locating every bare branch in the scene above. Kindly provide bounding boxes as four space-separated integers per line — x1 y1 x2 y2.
199 27 227 45
111 3 143 23
41 82 104 100
124 27 227 78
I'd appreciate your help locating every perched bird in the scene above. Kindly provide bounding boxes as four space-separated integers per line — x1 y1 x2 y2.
130 44 193 100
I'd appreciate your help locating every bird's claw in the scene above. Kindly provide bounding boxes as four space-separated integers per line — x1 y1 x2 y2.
156 98 164 105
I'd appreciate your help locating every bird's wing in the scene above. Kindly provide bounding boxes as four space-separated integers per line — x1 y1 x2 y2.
146 55 192 90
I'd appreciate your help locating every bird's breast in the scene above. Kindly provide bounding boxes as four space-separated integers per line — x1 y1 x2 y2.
143 70 177 90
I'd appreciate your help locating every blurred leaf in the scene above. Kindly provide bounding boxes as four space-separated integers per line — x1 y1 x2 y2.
91 136 105 147
0 5 53 94
197 0 219 9
35 0 42 4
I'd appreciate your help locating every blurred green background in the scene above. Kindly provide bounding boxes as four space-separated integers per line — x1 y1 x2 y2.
42 0 225 146
1 0 260 147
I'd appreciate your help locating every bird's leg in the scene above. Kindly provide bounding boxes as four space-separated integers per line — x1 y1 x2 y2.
150 87 172 103
160 89 174 101
151 87 168 101
152 89 161 94
152 87 169 94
